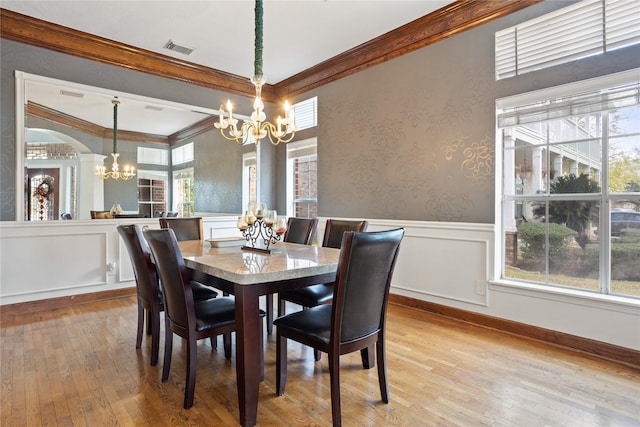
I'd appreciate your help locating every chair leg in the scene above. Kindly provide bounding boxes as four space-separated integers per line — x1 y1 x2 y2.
328 353 342 427
209 336 217 349
184 335 197 409
136 303 144 349
277 296 286 317
266 294 274 334
161 317 173 382
360 344 375 369
276 333 288 395
146 308 153 335
150 308 160 366
223 333 232 359
376 339 389 403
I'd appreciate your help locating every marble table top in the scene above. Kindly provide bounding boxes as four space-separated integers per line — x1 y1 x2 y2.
178 240 340 285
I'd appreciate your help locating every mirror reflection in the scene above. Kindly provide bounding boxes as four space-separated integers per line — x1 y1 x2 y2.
20 72 246 221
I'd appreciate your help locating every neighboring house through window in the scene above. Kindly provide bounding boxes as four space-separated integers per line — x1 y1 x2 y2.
172 143 194 216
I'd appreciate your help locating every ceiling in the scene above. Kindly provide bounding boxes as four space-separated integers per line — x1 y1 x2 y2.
3 0 456 136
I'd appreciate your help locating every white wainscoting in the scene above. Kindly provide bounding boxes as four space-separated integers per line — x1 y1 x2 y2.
1 217 638 350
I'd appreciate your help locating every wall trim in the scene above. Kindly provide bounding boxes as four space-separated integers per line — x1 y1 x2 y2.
0 287 136 317
389 294 640 370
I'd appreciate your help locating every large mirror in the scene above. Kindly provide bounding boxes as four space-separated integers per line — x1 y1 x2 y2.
17 71 251 221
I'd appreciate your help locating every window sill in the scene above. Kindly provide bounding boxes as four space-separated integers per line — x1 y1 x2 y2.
489 279 640 315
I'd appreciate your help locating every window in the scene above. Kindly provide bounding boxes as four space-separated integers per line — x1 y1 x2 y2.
496 69 640 298
172 142 194 166
137 147 168 165
286 138 317 218
137 170 167 218
173 168 194 217
496 0 640 80
242 152 257 212
292 97 317 131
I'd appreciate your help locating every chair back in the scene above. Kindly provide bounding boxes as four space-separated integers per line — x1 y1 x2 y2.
322 219 368 249
116 224 160 304
143 228 193 331
91 210 113 219
331 228 404 344
284 217 318 245
159 217 204 241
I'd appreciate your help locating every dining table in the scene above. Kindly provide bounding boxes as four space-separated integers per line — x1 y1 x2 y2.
178 239 340 427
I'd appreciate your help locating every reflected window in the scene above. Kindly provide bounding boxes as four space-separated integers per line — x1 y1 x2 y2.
137 170 167 218
286 138 317 218
173 168 194 217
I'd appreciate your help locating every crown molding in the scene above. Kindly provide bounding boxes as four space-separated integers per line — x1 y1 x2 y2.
0 8 277 103
27 102 168 145
274 0 542 97
2 0 542 101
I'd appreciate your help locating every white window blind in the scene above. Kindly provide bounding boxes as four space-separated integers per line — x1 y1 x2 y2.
292 97 317 131
495 0 640 80
137 147 168 165
287 138 317 159
497 81 640 127
172 142 194 165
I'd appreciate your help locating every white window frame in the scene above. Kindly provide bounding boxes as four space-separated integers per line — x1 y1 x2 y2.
172 167 194 217
495 68 640 299
286 138 318 218
137 169 168 217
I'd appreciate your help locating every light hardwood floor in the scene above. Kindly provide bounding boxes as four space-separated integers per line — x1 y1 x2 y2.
1 295 639 426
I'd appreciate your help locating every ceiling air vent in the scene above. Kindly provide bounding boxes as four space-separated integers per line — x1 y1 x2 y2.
59 90 84 98
163 40 195 55
144 105 164 112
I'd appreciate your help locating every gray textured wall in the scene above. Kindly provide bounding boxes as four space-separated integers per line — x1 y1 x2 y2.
304 0 640 223
2 1 640 222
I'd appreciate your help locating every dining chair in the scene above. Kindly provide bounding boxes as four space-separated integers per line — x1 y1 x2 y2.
264 217 318 334
277 219 368 361
274 228 404 427
159 217 204 241
90 210 113 219
143 227 266 409
117 224 218 366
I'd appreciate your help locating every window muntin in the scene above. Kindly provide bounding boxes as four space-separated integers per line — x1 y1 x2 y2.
497 69 640 298
496 0 640 80
286 139 317 218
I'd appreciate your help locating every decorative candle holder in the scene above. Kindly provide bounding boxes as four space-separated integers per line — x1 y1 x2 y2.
239 207 286 254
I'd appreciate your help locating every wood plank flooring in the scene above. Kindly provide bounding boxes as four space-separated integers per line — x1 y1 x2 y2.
1 296 639 426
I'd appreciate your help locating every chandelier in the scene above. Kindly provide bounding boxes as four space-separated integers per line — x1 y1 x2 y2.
214 0 295 145
96 98 136 180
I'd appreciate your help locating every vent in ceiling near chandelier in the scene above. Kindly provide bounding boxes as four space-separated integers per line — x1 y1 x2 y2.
144 105 164 111
59 90 84 98
163 40 195 55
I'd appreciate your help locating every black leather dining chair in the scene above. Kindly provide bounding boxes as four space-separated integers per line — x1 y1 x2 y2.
264 217 318 334
117 224 218 366
277 219 367 360
143 228 265 409
159 217 204 241
274 228 404 427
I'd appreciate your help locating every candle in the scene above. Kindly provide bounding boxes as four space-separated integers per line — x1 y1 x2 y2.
226 100 233 120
